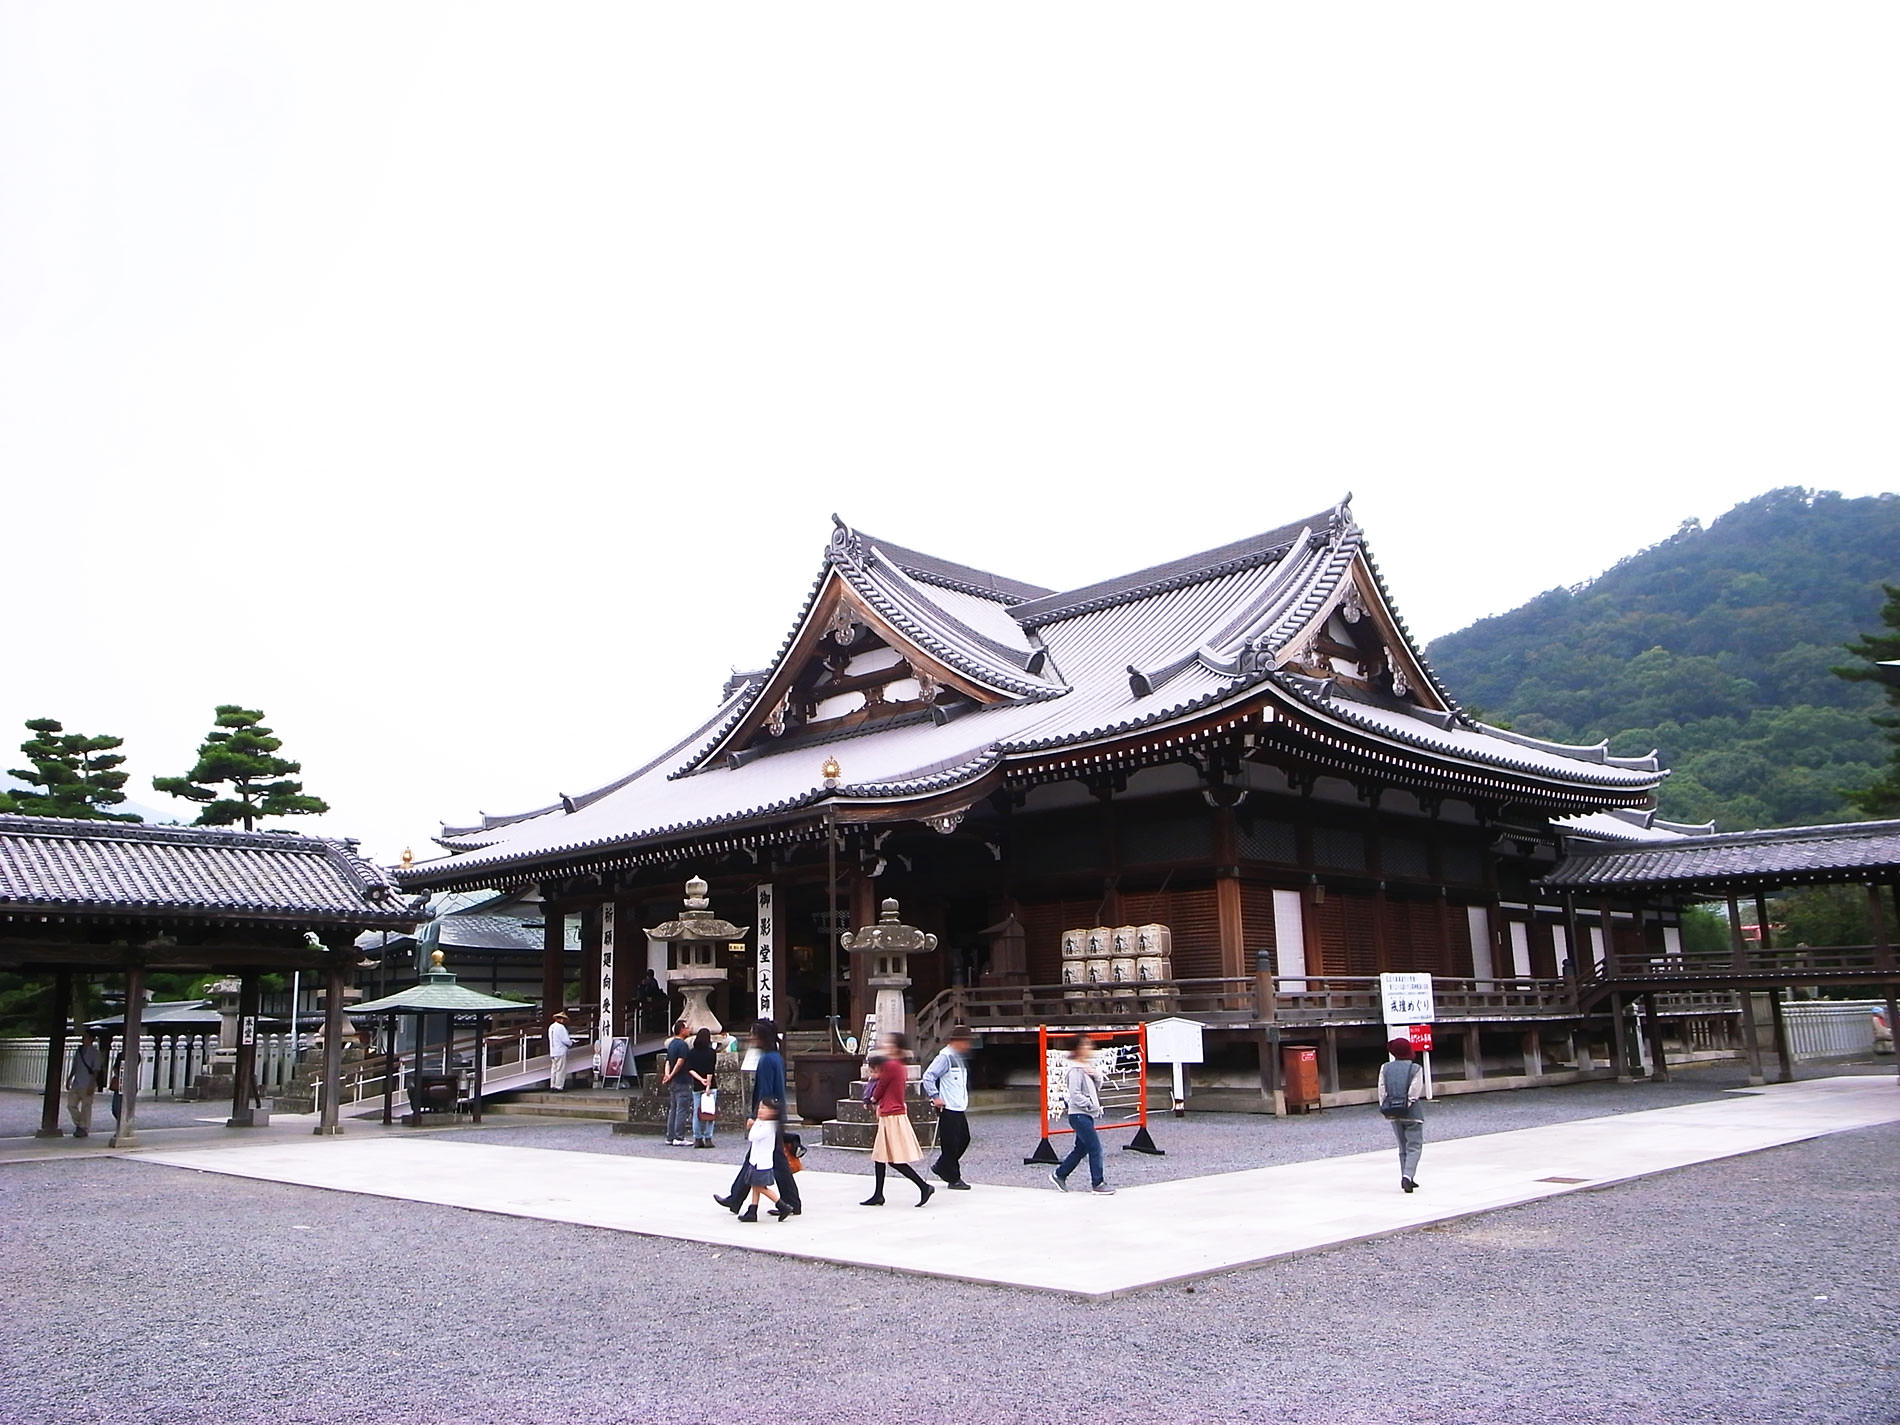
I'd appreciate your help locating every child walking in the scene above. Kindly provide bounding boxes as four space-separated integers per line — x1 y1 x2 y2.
740 1098 795 1222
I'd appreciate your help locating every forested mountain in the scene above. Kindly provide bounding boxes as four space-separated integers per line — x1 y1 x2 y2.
1426 488 1900 830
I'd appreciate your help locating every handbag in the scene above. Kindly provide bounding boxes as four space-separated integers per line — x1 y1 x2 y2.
698 1088 718 1121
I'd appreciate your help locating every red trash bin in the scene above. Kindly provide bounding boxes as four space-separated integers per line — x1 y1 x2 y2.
1282 1045 1321 1113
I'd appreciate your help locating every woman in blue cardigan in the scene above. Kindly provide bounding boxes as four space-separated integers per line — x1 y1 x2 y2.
714 1019 803 1216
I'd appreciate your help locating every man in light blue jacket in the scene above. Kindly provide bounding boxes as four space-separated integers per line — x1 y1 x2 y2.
921 1026 974 1190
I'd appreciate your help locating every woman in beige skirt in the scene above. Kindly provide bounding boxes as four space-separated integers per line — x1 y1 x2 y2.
862 1032 934 1207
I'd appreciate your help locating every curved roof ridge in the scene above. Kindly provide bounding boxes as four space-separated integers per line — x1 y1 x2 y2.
1012 506 1342 630
846 523 1052 603
1264 673 1664 789
847 547 1063 696
1473 721 1660 772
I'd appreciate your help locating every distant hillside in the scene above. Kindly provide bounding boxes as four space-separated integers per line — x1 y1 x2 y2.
1426 488 1900 830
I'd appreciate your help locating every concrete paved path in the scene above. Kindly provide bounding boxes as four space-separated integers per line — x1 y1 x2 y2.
132 1076 1899 1297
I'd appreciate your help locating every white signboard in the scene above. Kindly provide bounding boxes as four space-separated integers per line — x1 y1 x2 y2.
1379 972 1435 1025
755 883 776 1021
1145 1016 1206 1065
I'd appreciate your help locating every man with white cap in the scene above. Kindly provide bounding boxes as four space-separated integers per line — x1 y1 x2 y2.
546 1011 574 1092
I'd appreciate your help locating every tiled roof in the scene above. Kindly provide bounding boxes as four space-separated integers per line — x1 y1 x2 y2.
1543 819 1900 892
401 502 1668 889
0 816 422 925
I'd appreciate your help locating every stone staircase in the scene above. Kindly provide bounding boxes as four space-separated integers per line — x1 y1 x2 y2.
486 1089 631 1122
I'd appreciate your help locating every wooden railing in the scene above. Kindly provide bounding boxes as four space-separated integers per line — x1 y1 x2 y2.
1585 944 1896 985
1270 976 1577 1024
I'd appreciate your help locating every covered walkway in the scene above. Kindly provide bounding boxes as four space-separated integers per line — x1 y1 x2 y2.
1543 818 1900 1085
0 816 422 1144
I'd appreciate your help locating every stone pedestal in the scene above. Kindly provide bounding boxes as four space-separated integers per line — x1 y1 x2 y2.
614 1051 749 1136
819 1076 941 1151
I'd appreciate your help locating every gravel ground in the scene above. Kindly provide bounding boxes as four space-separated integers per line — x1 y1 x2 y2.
0 1089 229 1138
435 1059 1898 1187
0 1112 1893 1425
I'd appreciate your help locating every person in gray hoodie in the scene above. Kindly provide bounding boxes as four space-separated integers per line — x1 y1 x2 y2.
1049 1034 1115 1195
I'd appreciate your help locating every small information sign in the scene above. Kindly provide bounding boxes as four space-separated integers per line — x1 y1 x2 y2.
1379 972 1436 1025
1408 1023 1433 1053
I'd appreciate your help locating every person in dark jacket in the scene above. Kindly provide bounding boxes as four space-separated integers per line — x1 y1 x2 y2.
1379 1037 1426 1192
715 1019 802 1215
685 1028 719 1148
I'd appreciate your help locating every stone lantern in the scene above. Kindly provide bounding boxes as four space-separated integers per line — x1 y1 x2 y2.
842 897 937 1049
646 875 747 1035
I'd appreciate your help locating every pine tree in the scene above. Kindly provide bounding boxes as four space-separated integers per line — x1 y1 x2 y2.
153 705 330 831
1833 582 1900 816
1 718 141 821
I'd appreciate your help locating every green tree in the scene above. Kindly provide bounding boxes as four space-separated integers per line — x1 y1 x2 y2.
0 718 140 821
1834 582 1900 816
153 705 330 831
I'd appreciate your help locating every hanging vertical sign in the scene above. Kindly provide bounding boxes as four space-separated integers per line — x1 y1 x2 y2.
596 904 616 1077
755 883 776 1022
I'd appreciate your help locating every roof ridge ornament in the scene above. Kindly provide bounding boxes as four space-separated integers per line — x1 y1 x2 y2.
828 515 866 568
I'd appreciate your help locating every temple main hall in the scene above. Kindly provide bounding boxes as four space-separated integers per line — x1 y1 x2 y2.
394 501 1752 1103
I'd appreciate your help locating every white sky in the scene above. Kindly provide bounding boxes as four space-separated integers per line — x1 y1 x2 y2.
2 4 1895 862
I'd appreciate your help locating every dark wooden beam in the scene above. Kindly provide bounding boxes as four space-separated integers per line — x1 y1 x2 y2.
36 970 72 1138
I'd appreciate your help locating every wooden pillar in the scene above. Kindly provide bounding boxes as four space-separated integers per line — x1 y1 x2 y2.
227 971 263 1127
1216 874 1246 981
540 902 566 1019
1260 1027 1284 1115
1464 1028 1485 1082
1608 992 1634 1084
109 964 145 1148
1751 889 1795 1082
849 872 877 1029
1767 986 1795 1083
1598 898 1620 977
36 970 73 1138
1726 892 1765 1085
471 1015 487 1125
381 1015 397 1126
1642 993 1668 1082
315 960 346 1135
1522 1027 1544 1078
1561 891 1584 981
1319 1026 1340 1098
1868 882 1899 1083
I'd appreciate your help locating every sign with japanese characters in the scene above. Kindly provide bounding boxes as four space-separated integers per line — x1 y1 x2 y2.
1408 1023 1433 1053
1379 972 1435 1025
755 883 776 1021
595 904 615 1076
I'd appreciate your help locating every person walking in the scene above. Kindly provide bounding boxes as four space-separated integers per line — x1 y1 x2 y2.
920 1025 974 1190
715 1020 802 1215
546 1011 574 1092
661 1019 694 1145
1050 1033 1114 1195
861 1032 934 1207
1378 1037 1426 1192
686 1027 720 1148
737 1097 795 1222
66 1029 104 1138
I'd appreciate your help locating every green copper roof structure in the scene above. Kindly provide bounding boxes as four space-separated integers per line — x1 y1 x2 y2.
351 949 525 1017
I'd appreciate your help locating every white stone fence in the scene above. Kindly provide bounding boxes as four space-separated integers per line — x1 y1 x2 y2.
0 1033 301 1097
1782 1000 1884 1061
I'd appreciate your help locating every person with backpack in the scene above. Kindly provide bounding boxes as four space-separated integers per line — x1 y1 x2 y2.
66 1029 104 1138
1378 1036 1427 1193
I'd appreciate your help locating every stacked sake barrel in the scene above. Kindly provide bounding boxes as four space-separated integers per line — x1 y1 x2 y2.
1059 923 1173 1013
